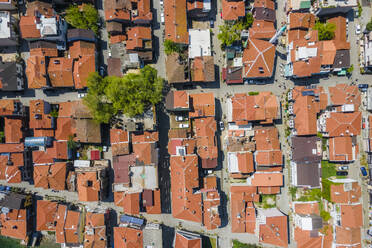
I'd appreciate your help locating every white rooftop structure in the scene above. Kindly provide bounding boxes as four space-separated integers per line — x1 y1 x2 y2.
0 11 10 39
38 16 57 36
227 152 239 173
74 160 91 168
189 29 211 59
296 46 317 61
130 165 158 190
367 88 372 111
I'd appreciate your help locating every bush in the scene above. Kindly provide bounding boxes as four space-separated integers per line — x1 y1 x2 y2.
164 39 184 56
314 21 336 41
321 160 336 179
321 179 332 202
248 91 259 96
320 210 331 221
233 240 260 248
65 4 99 34
346 64 354 74
84 66 164 123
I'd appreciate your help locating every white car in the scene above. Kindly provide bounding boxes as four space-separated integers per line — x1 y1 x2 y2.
289 120 294 128
338 166 349 171
78 93 87 98
356 24 361 35
161 12 165 24
175 116 184 121
160 0 163 6
179 123 189 128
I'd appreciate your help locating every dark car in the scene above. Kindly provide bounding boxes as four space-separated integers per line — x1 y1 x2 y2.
210 20 214 28
336 171 348 176
361 166 368 177
358 84 369 92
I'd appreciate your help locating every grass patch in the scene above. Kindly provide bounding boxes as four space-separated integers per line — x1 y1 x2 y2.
296 188 322 202
232 240 260 248
289 187 297 201
248 91 259 96
321 160 337 179
0 236 24 247
260 194 276 209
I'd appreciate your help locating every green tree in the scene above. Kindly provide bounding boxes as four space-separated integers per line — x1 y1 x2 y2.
83 66 164 123
218 24 240 48
314 21 336 41
65 4 99 34
232 240 260 248
243 13 254 30
367 18 372 31
164 39 184 55
346 64 354 74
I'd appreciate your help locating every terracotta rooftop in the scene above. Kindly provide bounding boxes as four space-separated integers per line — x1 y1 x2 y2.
222 0 245 21
168 138 196 155
36 200 58 231
164 0 189 44
26 1 54 16
325 111 361 137
288 12 315 30
114 226 143 248
328 84 360 108
230 92 279 124
26 55 48 89
329 136 357 162
171 155 202 223
228 151 255 176
4 118 23 143
0 209 28 241
191 56 215 82
196 136 218 169
335 226 361 246
189 92 215 118
132 142 158 165
331 181 361 204
84 212 106 248
132 0 153 23
34 162 67 190
132 131 159 143
145 189 162 214
249 172 283 187
253 0 274 9
48 58 74 87
114 192 140 215
73 54 95 89
29 99 52 129
340 204 363 229
55 117 76 141
258 208 288 247
243 38 275 78
30 46 58 57
249 20 276 40
0 99 20 116
77 171 101 202
20 16 40 39
293 201 319 215
110 129 130 156
0 153 23 183
126 26 152 50
174 231 202 248
104 9 130 22
165 90 190 110
254 126 282 166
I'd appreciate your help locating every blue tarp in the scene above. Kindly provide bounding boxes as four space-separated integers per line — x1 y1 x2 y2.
119 214 144 226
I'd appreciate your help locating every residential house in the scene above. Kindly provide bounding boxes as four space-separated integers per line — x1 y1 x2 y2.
164 0 189 44
230 186 259 233
227 151 255 178
202 176 221 230
165 90 190 112
221 0 245 21
189 92 215 118
328 84 360 109
290 86 328 136
222 66 243 84
291 136 322 188
227 92 280 125
36 200 58 232
0 192 32 243
194 117 218 169
243 38 275 79
247 172 284 194
322 111 361 137
34 161 68 190
252 0 275 23
257 208 288 247
328 136 358 162
330 179 361 204
173 230 202 247
55 205 84 246
0 11 18 47
110 129 130 156
166 53 190 84
75 160 109 202
286 0 311 12
114 226 143 248
248 20 276 40
254 126 283 169
170 155 202 223
191 56 215 82
187 0 211 19
84 211 108 248
0 59 24 91
67 29 95 43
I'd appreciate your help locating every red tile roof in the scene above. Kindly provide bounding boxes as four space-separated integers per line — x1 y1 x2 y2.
329 136 356 162
168 138 196 155
73 54 95 89
253 0 275 9
231 92 279 124
131 131 159 143
30 47 58 57
170 155 202 223
331 181 361 204
340 204 363 229
84 212 106 248
110 129 130 156
114 191 140 215
189 92 215 118
249 20 276 40
258 209 288 247
146 189 161 214
55 117 76 141
104 9 130 22
114 227 143 248
164 0 189 44
33 162 67 190
126 26 151 50
328 84 360 108
249 172 283 187
69 41 95 59
26 56 48 89
132 142 157 165
77 171 101 202
174 231 202 248
20 16 40 39
0 100 20 116
29 99 52 129
288 12 315 30
243 38 275 78
132 0 153 22
222 0 245 21
325 112 361 137
48 58 74 87
36 200 58 231
0 209 28 241
203 190 221 230
4 118 23 143
0 153 23 183
335 226 361 246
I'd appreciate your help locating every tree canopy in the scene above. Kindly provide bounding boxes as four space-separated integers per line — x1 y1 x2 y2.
65 4 99 34
217 13 254 48
164 39 185 55
83 66 164 123
314 21 336 41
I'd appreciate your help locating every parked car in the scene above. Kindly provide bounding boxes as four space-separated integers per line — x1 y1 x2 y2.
78 93 87 98
160 0 163 6
99 66 106 77
356 24 361 35
288 105 293 115
219 121 225 131
175 116 185 121
210 20 214 28
358 84 369 92
179 123 189 128
161 12 165 24
289 119 294 128
338 166 349 171
336 171 348 176
361 166 368 177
